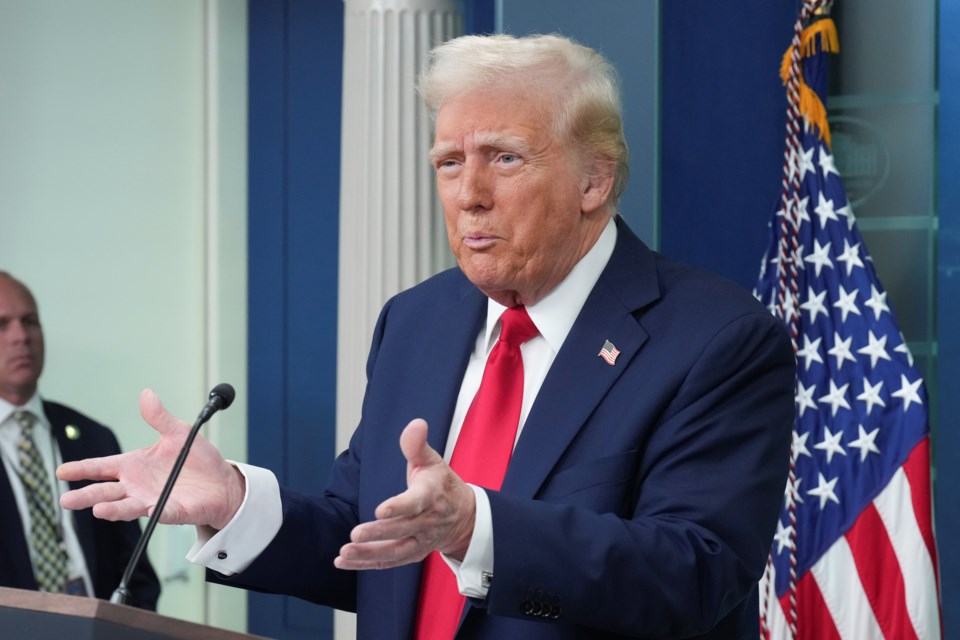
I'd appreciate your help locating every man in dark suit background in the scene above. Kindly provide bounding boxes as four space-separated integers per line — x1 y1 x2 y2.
0 272 159 609
59 34 795 637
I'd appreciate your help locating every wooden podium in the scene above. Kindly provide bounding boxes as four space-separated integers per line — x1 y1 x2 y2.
0 586 266 639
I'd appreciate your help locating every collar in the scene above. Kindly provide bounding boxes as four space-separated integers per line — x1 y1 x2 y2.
483 216 618 352
0 392 48 431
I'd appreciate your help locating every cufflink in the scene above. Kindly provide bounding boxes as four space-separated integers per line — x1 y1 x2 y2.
481 571 493 589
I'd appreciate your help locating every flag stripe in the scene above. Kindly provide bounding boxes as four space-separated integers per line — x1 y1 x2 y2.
775 570 842 640
902 439 940 587
810 536 883 639
846 502 918 640
874 460 941 640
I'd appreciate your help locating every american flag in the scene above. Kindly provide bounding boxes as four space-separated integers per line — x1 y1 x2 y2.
598 339 620 366
755 6 941 639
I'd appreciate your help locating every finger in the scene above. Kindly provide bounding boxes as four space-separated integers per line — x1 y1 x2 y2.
92 496 150 521
59 480 128 510
399 418 443 470
139 388 189 436
350 514 422 544
374 480 428 520
56 455 121 482
334 537 424 570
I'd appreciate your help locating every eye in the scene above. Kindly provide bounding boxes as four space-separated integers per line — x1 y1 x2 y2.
434 157 461 172
497 153 520 165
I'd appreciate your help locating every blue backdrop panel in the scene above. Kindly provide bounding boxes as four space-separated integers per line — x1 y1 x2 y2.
247 0 343 638
660 1 795 288
936 1 959 635
466 0 495 35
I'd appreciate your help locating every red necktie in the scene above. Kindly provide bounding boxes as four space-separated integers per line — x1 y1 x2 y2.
413 306 539 639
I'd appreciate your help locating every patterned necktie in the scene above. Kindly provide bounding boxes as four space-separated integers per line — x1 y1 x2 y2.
15 410 69 593
414 306 539 639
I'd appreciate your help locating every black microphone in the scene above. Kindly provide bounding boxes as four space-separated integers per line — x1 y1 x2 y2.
197 383 236 423
110 383 236 605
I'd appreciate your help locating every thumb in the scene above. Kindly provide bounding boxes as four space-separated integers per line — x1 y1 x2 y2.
138 388 188 437
399 418 443 470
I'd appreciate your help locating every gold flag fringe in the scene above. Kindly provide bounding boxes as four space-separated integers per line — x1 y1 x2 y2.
779 19 839 148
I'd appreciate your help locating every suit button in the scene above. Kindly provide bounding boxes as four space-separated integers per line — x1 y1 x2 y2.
521 600 534 615
550 605 562 619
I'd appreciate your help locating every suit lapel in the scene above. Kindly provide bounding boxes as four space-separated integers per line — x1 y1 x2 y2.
406 279 487 459
504 219 661 497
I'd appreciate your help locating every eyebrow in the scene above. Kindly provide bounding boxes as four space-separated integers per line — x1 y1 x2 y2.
428 132 534 162
427 142 458 163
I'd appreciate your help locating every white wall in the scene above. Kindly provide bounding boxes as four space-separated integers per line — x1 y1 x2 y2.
0 0 248 631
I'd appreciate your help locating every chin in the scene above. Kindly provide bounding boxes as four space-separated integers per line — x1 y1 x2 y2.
470 279 523 306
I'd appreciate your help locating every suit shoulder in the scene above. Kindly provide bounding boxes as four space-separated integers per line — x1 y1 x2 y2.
385 267 475 311
641 254 790 357
654 254 772 321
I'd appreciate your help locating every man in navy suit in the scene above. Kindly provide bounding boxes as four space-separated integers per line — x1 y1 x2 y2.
0 272 159 609
60 34 795 637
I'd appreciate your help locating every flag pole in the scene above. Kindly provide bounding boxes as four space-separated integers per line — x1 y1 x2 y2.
761 1 827 637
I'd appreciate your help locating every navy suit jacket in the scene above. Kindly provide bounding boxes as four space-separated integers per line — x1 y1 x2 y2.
218 219 795 638
0 401 160 610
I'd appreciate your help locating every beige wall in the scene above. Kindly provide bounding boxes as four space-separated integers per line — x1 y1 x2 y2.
0 0 248 631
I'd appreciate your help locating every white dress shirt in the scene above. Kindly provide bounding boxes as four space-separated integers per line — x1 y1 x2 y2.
0 393 95 595
190 218 618 599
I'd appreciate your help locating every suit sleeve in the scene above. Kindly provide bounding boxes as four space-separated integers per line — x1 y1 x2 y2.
484 311 795 637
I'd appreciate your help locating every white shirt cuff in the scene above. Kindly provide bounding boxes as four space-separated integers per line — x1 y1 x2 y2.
442 484 493 598
186 462 283 576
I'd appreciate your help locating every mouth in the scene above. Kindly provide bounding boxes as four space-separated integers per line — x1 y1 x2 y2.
463 234 499 250
7 354 35 368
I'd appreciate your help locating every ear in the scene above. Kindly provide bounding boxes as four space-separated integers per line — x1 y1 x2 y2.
580 167 615 215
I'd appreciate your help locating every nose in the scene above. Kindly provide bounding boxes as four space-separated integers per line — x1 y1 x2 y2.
456 160 493 211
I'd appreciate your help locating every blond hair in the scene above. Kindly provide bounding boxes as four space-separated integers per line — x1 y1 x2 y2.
419 34 630 204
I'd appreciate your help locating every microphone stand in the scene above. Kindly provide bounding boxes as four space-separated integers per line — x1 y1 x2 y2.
110 385 234 605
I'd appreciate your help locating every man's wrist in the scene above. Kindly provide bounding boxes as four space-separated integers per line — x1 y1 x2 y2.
213 463 247 530
444 484 494 598
187 462 282 575
442 482 477 561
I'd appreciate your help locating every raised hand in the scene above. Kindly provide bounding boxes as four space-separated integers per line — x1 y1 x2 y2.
334 419 476 570
58 388 246 530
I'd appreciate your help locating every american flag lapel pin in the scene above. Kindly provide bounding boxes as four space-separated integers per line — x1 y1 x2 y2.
598 339 620 366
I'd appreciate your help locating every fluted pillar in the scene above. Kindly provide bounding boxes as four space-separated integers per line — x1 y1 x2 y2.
336 1 462 636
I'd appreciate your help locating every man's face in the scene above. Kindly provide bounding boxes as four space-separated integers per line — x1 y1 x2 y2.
431 88 609 307
0 277 44 404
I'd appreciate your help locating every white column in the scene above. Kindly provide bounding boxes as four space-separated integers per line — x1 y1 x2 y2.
336 0 461 637
202 0 248 632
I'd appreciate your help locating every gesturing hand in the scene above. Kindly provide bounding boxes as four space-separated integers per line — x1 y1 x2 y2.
334 419 476 570
57 388 246 531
